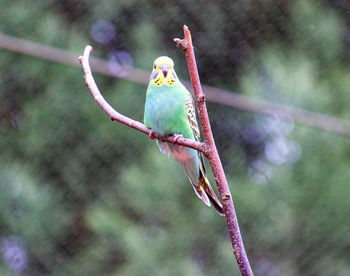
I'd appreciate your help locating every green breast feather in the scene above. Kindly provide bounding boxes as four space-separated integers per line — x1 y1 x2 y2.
144 82 194 139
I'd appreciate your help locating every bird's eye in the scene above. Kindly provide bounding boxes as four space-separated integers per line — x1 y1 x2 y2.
154 65 156 69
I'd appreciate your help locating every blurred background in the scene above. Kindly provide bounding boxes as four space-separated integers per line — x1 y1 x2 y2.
1 0 350 275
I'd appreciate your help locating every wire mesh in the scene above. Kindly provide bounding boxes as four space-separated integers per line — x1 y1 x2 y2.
1 1 350 275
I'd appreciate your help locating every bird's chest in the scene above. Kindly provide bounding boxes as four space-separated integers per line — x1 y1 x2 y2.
145 88 186 135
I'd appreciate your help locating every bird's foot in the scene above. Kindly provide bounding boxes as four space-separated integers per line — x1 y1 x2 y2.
172 134 183 150
149 130 156 140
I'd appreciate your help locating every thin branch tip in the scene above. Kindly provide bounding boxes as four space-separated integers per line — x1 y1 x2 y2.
85 45 93 52
173 38 182 45
173 38 188 51
82 45 93 61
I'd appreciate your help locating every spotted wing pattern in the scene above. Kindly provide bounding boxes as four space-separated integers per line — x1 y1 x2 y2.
184 90 200 140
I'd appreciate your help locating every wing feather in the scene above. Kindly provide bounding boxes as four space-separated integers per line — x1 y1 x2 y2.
184 90 201 140
184 88 224 216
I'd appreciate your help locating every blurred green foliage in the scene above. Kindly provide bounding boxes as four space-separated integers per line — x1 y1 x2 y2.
1 0 350 275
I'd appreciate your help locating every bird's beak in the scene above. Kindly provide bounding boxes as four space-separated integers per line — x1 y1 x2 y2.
160 64 170 78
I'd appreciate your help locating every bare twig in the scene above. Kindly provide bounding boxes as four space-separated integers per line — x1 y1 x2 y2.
175 25 254 276
78 46 204 152
1 32 350 136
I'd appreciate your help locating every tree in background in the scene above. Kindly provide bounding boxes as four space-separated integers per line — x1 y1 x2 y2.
1 0 350 275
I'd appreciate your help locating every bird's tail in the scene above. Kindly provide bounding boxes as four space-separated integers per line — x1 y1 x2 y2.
158 140 224 216
194 167 225 216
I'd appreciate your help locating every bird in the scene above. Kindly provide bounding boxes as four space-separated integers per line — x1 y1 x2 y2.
144 56 224 216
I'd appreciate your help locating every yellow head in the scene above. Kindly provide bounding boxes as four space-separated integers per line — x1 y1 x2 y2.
150 56 178 87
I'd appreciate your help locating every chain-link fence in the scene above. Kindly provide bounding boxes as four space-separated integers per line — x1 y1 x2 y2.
1 1 350 275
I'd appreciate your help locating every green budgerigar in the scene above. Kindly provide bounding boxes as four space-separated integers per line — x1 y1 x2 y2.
144 56 224 216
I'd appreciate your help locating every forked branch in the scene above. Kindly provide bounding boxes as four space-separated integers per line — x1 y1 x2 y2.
79 25 253 276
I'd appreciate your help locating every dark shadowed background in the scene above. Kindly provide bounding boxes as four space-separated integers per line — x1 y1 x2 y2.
1 1 350 275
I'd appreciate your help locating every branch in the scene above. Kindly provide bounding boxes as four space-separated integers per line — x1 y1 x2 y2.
78 46 205 152
175 26 254 276
1 32 349 136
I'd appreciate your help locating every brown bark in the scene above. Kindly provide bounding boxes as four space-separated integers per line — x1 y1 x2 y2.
174 25 253 276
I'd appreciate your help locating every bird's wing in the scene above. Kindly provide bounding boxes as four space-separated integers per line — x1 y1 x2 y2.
184 89 208 174
184 89 201 141
184 89 224 215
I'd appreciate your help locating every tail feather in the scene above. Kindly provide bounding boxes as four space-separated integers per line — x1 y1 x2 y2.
157 140 224 216
193 185 210 206
198 169 225 216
